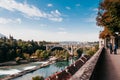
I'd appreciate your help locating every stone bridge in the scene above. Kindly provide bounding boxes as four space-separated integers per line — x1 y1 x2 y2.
45 44 82 55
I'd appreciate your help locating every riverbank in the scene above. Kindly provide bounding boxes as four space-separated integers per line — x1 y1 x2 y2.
1 60 56 80
0 59 38 66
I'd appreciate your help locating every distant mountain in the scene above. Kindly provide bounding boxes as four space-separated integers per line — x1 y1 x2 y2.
0 33 5 38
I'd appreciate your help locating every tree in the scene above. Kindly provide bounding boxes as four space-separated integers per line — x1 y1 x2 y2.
15 57 21 64
0 49 4 62
7 49 16 60
35 49 42 59
99 27 111 39
41 50 49 59
23 53 30 61
97 0 120 36
76 48 83 58
16 49 22 57
32 76 44 80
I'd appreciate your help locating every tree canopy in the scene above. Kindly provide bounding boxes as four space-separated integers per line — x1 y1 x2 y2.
96 0 120 38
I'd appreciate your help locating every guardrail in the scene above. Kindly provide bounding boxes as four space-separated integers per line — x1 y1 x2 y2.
69 47 104 80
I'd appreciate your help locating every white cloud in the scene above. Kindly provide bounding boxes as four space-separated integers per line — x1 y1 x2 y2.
93 8 98 12
57 27 67 35
16 18 21 24
0 0 62 22
58 27 65 30
0 17 21 24
66 6 71 10
0 25 99 42
57 31 67 34
47 4 53 7
86 17 96 23
92 8 99 14
51 10 61 16
84 13 97 23
48 10 63 22
40 24 47 27
76 4 80 7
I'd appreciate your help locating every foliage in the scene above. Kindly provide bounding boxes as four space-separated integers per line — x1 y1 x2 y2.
23 53 30 61
74 48 83 58
0 36 69 62
0 36 50 63
94 44 99 51
15 57 21 64
96 0 120 38
86 50 95 56
85 45 99 56
99 27 112 39
52 50 69 60
35 49 50 60
32 76 44 80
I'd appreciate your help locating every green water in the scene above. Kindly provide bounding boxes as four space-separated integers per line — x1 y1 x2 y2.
0 62 43 79
12 60 73 80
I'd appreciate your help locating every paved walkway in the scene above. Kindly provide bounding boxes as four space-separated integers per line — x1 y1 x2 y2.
96 49 120 80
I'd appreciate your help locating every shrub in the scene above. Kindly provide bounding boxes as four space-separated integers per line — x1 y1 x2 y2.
32 76 44 80
86 50 95 56
15 57 21 64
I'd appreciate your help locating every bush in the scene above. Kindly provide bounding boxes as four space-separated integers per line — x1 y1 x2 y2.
86 50 95 56
75 48 83 58
15 57 21 64
32 76 44 80
23 53 30 61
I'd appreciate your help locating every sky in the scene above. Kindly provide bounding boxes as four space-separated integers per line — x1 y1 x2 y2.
0 0 102 42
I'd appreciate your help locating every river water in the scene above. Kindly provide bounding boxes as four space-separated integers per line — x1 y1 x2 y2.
0 62 46 79
0 59 75 80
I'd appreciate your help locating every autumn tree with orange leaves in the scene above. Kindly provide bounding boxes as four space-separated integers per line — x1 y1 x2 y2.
96 0 120 38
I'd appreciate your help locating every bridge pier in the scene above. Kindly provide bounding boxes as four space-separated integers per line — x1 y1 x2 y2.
45 44 81 56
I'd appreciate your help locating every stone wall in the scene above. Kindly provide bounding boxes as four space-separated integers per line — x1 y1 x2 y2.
69 47 104 80
45 55 90 80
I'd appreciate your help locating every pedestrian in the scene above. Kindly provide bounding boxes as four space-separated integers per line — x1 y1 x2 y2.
113 44 118 54
109 43 113 54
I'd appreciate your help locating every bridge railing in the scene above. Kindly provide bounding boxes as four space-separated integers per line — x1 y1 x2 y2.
69 47 105 80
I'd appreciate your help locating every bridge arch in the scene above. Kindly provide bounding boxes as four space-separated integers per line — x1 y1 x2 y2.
50 46 71 55
74 47 83 57
74 47 83 53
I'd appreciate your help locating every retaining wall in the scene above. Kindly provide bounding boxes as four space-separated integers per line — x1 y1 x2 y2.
69 47 104 80
45 55 90 80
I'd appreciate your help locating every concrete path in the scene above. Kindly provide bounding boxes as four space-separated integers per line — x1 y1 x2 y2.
96 49 120 80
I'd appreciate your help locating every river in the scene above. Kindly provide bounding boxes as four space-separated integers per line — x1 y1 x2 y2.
0 62 45 79
0 59 75 80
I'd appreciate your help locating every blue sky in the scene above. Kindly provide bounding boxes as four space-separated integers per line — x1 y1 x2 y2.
0 0 101 42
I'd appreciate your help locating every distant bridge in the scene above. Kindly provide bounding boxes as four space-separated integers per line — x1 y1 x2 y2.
45 44 82 55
